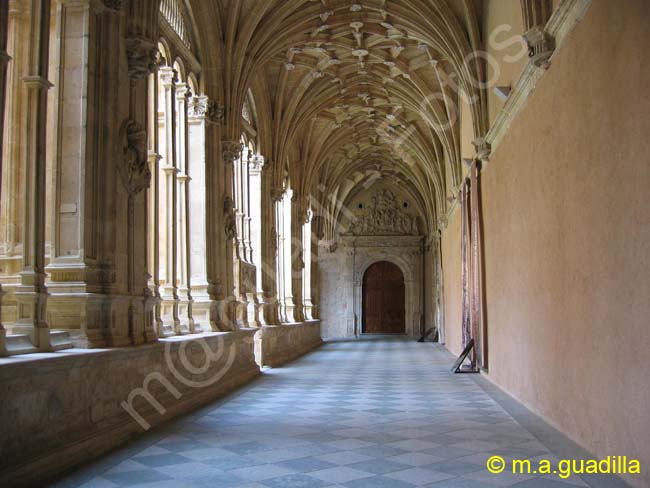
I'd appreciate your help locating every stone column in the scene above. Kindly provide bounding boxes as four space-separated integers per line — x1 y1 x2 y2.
310 215 325 320
261 174 281 325
175 81 193 334
46 0 124 348
120 35 158 346
521 0 555 68
249 155 264 326
221 140 242 330
231 144 249 327
290 194 306 323
0 0 9 355
12 0 53 350
1 0 29 288
202 103 229 332
158 66 180 335
147 69 163 336
187 95 209 331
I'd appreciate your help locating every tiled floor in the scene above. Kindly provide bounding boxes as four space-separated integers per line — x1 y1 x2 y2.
52 339 630 488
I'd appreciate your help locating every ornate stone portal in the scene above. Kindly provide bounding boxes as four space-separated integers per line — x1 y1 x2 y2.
319 189 424 339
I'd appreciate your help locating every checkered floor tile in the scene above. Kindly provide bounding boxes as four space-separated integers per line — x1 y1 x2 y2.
50 339 627 488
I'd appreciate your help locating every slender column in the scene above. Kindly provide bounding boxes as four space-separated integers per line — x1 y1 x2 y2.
187 95 209 331
222 140 241 329
310 215 325 320
248 155 264 326
147 69 163 336
203 103 228 332
231 144 249 327
121 35 157 346
0 0 10 355
261 176 282 325
158 66 180 334
290 193 305 323
12 0 52 350
302 215 314 320
276 191 287 322
175 81 193 333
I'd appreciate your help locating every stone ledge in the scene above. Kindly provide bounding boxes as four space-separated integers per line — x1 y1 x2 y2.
0 330 261 487
256 320 323 367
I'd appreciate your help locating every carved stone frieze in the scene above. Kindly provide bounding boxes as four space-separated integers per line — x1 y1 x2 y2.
350 189 419 236
118 120 151 195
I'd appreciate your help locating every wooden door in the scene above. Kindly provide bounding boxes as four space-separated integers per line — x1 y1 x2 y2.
362 261 405 334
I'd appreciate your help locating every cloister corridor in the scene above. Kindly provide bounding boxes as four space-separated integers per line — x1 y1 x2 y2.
51 339 629 488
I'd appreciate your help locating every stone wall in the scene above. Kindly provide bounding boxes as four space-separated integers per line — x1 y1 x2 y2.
256 321 323 367
443 1 650 487
0 330 260 487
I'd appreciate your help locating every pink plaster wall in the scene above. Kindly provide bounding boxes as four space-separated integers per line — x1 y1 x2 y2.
443 1 650 486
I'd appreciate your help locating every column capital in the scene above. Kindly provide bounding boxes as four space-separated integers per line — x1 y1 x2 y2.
125 36 157 80
271 186 285 202
250 155 265 172
222 140 243 164
22 75 53 91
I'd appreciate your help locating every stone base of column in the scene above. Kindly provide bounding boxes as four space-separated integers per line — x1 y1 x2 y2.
13 278 51 351
47 292 108 348
303 298 314 321
102 296 133 347
161 287 181 336
0 327 6 357
261 292 280 326
178 290 195 334
207 296 234 332
190 299 209 334
234 298 248 328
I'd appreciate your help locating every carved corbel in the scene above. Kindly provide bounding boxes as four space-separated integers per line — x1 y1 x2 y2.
472 138 491 162
271 186 286 202
125 37 158 80
222 141 243 164
118 120 151 195
523 26 555 69
207 100 224 124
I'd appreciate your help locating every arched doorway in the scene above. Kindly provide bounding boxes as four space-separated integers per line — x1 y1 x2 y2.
362 261 406 334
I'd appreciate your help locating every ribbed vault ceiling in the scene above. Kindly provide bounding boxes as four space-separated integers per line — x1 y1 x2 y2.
190 0 489 238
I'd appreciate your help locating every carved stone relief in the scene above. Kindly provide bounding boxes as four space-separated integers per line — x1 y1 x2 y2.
350 189 419 236
118 120 151 195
